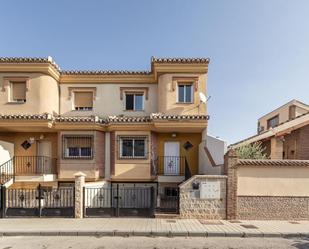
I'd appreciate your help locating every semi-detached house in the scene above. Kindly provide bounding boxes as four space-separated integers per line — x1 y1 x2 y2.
0 56 210 215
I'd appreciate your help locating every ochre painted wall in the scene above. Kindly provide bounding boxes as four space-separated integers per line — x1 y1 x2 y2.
157 73 207 115
0 132 58 158
112 130 152 181
157 133 202 175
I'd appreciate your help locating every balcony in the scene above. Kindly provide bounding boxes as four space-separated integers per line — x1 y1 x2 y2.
156 156 185 176
14 156 57 175
0 156 57 185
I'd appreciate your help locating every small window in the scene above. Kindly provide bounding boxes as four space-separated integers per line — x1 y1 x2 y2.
125 93 143 111
164 187 178 197
267 115 279 129
177 84 193 103
119 137 146 159
11 82 26 102
74 92 93 111
63 136 93 159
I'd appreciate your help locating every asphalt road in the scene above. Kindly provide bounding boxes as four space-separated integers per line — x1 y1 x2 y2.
0 236 308 249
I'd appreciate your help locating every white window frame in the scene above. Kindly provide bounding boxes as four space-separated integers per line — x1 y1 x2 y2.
124 93 144 111
177 84 193 103
119 136 147 159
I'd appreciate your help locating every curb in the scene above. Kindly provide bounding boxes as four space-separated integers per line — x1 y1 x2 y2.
0 230 304 238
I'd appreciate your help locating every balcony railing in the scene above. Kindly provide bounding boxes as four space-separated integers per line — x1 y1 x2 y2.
14 156 57 175
156 156 185 176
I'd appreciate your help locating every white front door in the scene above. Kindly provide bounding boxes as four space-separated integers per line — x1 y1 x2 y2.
164 142 180 175
37 141 52 173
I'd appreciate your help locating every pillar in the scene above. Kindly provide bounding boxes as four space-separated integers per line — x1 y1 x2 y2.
74 171 86 218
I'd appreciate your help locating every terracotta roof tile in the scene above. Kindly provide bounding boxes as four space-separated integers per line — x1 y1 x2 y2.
238 159 309 167
61 70 151 75
0 57 60 70
0 113 52 120
151 57 210 64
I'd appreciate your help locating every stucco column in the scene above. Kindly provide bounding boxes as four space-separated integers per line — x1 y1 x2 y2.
270 137 284 159
224 149 238 220
74 172 86 218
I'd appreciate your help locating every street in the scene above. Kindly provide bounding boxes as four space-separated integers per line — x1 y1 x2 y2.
0 236 308 249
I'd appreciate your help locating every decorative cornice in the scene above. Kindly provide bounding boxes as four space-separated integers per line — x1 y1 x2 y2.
0 113 208 124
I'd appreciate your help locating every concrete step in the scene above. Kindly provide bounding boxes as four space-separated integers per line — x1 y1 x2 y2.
154 213 180 219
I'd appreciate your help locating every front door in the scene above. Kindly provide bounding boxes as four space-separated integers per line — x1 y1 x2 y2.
37 141 52 174
164 142 180 175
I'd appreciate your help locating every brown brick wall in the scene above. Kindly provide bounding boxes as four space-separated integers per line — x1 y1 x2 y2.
110 131 115 176
95 131 105 178
299 124 309 160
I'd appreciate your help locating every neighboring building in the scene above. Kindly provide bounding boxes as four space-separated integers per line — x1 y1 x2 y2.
0 56 210 214
231 100 309 160
257 99 309 134
199 134 227 175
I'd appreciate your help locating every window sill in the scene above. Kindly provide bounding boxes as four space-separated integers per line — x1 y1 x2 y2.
6 101 26 105
63 157 93 160
118 157 147 160
176 102 194 105
123 110 145 112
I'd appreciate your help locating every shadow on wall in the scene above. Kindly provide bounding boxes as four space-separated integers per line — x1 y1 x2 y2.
0 140 14 165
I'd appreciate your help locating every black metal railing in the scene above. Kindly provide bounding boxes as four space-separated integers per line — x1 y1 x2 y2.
0 159 14 185
156 156 185 176
14 156 57 175
184 158 192 180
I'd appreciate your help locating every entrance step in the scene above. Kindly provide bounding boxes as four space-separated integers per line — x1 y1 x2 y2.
154 213 180 219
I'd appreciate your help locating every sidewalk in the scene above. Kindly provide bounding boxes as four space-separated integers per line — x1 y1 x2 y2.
0 218 309 238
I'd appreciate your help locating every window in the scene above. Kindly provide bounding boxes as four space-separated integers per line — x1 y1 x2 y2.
63 136 93 159
125 93 143 111
119 137 146 158
164 187 178 197
10 82 26 102
267 115 279 129
177 84 193 103
74 92 93 111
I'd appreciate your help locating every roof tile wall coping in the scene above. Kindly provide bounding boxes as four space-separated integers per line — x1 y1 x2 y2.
238 159 309 167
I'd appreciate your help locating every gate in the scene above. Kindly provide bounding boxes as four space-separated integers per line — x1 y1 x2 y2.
3 185 74 217
84 185 155 217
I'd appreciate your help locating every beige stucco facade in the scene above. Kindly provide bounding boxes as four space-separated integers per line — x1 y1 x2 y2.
0 73 59 115
238 166 309 196
0 57 209 205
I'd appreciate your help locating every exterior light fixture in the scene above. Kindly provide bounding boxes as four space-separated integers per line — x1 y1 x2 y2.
171 133 177 138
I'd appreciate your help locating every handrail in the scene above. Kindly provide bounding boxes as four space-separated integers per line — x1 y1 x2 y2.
0 158 14 185
156 156 185 176
184 157 192 180
14 156 57 175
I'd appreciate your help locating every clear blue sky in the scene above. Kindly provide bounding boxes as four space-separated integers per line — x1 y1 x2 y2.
1 0 308 144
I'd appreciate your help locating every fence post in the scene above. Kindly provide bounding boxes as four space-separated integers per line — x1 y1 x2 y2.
38 184 42 217
74 172 86 218
1 186 6 218
224 149 239 220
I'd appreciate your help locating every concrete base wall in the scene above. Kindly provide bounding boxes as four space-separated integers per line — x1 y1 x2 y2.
238 196 309 220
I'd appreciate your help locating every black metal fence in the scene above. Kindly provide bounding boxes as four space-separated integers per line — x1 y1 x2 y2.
84 185 155 217
1 185 74 218
156 156 185 176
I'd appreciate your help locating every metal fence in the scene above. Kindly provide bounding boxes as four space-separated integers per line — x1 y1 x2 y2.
1 185 74 218
84 185 155 217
